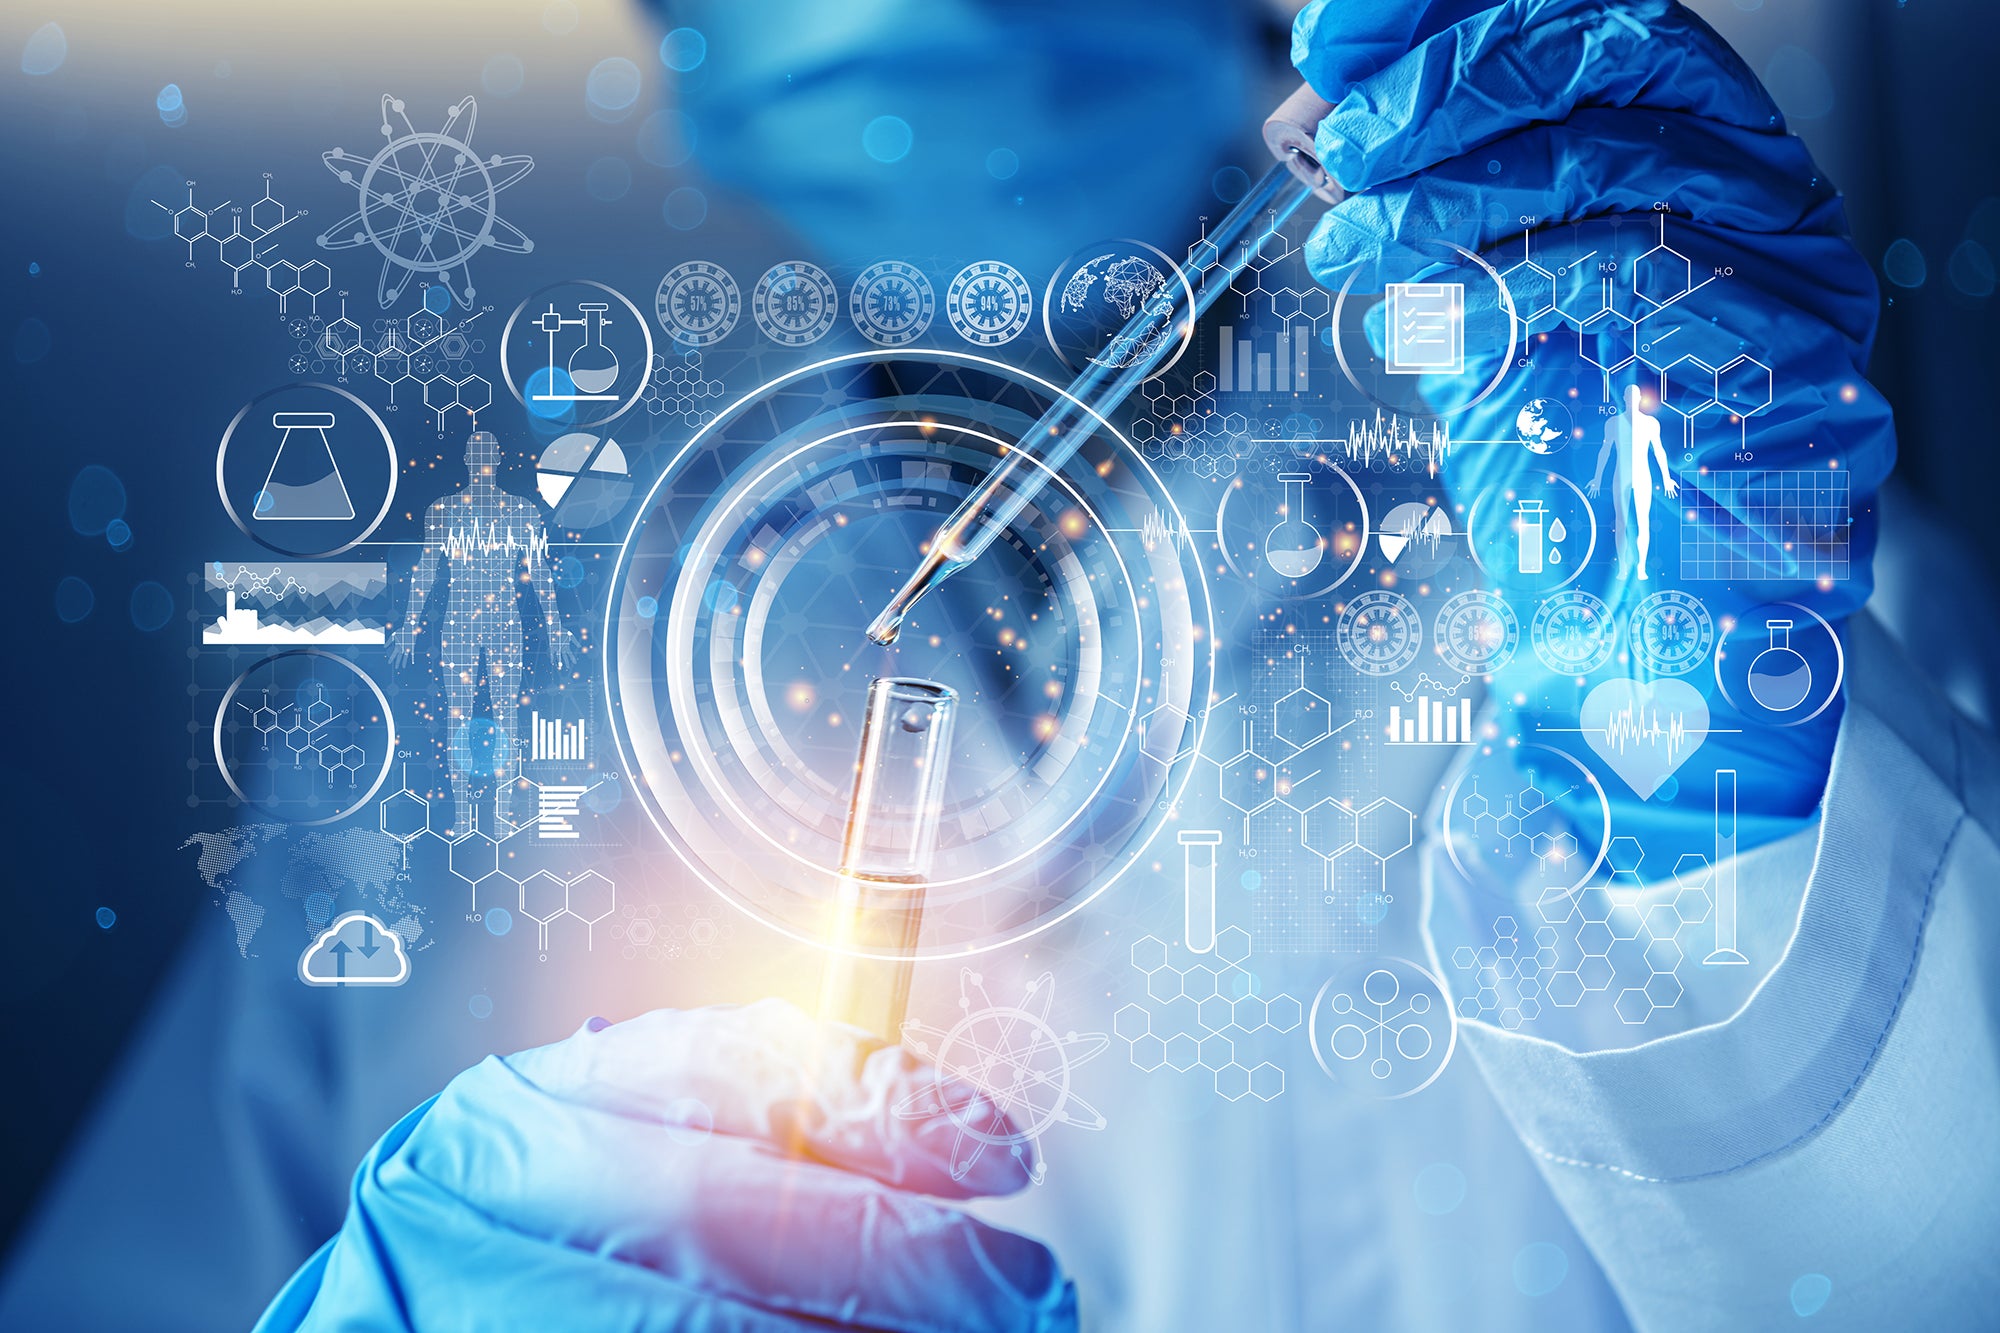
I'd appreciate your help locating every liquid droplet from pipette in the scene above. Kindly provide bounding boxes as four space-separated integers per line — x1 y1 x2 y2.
1549 518 1567 542
898 705 932 733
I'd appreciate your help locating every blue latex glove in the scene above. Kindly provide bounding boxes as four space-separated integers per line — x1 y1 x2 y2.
252 1002 1077 1332
1292 0 1896 850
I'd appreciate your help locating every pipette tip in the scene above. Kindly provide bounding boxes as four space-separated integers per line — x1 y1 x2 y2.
864 606 904 646
866 543 961 646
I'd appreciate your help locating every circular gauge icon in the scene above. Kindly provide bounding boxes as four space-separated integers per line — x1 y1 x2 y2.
946 260 1033 346
655 261 742 346
1338 591 1423 676
1629 589 1714 676
606 351 1210 959
850 261 936 346
1434 590 1519 676
1531 590 1616 676
752 261 839 346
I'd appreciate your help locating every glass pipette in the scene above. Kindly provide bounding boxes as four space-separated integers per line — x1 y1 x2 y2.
863 84 1342 645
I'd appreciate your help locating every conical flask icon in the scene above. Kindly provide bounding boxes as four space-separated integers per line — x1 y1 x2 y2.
257 412 355 521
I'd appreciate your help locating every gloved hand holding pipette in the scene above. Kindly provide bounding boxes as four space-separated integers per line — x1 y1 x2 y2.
252 1003 1078 1333
1290 0 1894 849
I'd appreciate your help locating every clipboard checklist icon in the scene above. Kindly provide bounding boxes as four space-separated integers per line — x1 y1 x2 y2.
1385 282 1465 375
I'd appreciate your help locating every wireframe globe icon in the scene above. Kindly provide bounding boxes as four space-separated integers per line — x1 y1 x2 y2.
1045 241 1190 374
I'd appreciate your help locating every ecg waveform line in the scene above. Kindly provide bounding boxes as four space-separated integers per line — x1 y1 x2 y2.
442 521 550 567
1140 507 1179 550
1591 701 1699 763
1341 411 1451 472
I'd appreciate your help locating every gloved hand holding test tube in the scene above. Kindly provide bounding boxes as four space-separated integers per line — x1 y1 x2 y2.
818 677 959 1042
864 85 1342 646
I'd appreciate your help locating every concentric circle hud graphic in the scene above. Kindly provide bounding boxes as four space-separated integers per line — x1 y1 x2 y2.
608 352 1211 957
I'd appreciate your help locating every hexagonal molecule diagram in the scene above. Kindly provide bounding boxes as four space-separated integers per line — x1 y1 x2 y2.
1115 927 1300 1102
372 771 621 954
1451 834 1709 1028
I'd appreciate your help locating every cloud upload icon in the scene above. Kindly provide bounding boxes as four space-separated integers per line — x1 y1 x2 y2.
298 910 411 987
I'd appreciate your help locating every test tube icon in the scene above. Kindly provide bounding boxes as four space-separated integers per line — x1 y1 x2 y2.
1179 830 1224 954
1704 769 1747 966
1515 499 1546 574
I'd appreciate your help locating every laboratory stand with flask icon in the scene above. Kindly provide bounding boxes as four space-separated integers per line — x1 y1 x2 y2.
217 384 401 559
501 280 654 430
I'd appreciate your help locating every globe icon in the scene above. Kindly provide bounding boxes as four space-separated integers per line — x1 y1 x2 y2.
1048 245 1182 371
1515 397 1571 454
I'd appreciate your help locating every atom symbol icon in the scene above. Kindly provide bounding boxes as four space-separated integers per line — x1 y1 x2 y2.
318 94 534 309
896 970 1108 1184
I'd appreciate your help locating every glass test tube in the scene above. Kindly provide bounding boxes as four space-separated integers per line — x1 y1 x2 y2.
817 677 957 1041
1705 768 1747 965
1180 830 1223 953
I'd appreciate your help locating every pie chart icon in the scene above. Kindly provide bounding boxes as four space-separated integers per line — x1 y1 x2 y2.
536 431 633 531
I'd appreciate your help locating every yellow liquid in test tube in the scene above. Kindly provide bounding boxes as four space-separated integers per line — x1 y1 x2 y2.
816 677 957 1042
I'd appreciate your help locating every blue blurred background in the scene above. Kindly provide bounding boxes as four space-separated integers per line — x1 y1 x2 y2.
3 0 1997 1259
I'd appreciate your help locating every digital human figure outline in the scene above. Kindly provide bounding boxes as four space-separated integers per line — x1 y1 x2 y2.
391 430 567 834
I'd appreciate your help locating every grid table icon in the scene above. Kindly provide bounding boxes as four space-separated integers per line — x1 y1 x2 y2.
1678 470 1851 582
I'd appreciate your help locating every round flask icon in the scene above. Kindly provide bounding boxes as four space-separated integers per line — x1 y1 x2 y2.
1747 618 1812 711
1264 473 1325 578
567 302 620 396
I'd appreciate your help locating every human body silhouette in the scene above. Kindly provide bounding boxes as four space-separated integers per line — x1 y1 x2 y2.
1589 384 1680 580
391 430 568 833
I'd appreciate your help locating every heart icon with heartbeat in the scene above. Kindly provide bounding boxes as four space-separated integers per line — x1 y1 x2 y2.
1578 677 1709 800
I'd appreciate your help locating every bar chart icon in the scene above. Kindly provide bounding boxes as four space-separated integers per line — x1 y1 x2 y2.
1216 324 1310 394
1386 696 1473 746
531 711 588 762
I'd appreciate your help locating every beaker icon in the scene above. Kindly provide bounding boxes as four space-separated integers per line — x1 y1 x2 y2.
1515 499 1546 574
256 412 355 521
567 303 620 396
1265 473 1325 578
1748 619 1812 711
